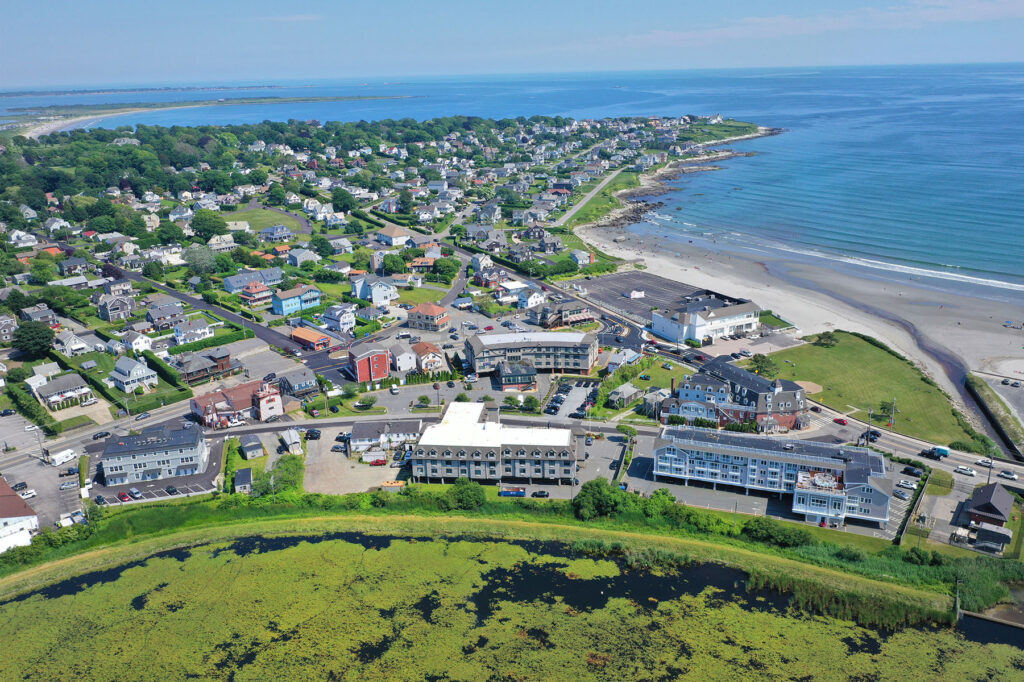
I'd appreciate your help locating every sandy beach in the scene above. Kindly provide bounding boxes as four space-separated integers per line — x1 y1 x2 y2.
22 107 188 138
577 158 1024 410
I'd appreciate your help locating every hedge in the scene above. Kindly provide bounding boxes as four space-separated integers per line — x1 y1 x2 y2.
142 350 185 388
350 209 385 228
167 330 246 355
5 384 60 435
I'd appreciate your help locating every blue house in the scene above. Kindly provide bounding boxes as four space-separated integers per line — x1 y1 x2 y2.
272 284 321 316
260 224 293 243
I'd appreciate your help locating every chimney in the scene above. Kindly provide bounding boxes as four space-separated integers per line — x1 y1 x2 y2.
671 377 676 392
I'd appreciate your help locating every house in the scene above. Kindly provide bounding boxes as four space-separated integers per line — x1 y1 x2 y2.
323 261 351 276
46 275 89 290
606 348 641 373
497 362 537 392
101 426 209 485
291 326 331 350
223 267 284 294
239 280 273 308
240 434 264 460
279 367 318 398
287 248 321 268
478 203 501 223
521 225 547 241
407 256 435 273
350 419 422 452
0 315 17 342
517 289 545 309
376 225 413 247
109 356 159 393
507 244 534 264
234 468 253 494
465 332 598 375
390 344 417 372
147 302 185 331
191 380 283 427
225 220 251 233
20 303 57 326
34 373 94 410
470 254 493 271
329 237 354 254
207 234 236 253
53 331 90 357
260 224 293 243
324 303 358 333
651 292 761 345
104 279 134 296
406 303 450 332
168 205 193 223
350 275 399 307
390 273 423 288
349 347 390 382
121 331 152 354
44 217 72 234
281 428 303 454
0 478 40 554
58 257 90 276
528 302 595 329
96 293 136 322
570 250 594 267
968 483 1014 527
608 382 642 408
169 348 237 384
272 284 321 316
538 234 563 254
174 319 214 345
412 341 445 372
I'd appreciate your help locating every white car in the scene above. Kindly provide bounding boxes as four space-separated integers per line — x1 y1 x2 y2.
976 458 994 468
897 479 918 491
18 489 37 500
954 465 977 477
997 470 1019 481
24 424 38 431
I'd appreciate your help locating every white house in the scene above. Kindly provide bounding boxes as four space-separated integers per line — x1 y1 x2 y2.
122 331 152 353
650 293 761 344
174 319 214 346
109 357 159 393
517 289 545 309
351 275 400 307
0 480 39 554
8 230 38 248
324 303 358 333
390 344 417 372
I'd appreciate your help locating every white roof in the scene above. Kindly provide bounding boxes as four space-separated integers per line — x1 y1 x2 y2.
418 403 572 448
500 281 529 292
473 331 588 348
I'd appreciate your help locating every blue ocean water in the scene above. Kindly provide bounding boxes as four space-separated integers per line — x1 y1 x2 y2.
4 64 1023 291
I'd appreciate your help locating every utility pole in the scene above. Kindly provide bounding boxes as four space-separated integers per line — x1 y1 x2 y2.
890 396 896 429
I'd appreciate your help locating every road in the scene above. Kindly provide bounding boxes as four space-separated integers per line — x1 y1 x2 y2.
552 169 623 227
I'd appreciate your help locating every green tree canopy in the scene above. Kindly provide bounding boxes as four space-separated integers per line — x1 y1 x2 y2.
190 209 228 241
13 321 55 358
749 354 779 379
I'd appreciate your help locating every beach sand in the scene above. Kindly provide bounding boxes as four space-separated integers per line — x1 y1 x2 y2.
578 170 1024 410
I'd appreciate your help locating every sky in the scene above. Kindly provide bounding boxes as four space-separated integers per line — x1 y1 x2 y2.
2 0 1023 89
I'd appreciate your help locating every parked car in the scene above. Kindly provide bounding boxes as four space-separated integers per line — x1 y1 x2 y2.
894 489 911 501
447 381 455 388
24 424 38 431
165 486 178 495
442 343 455 349
897 479 918 491
531 490 550 498
11 481 28 492
310 409 320 417
330 405 340 414
370 459 387 466
331 445 345 453
998 470 1019 481
585 435 594 446
135 412 151 421
390 385 400 395
306 430 321 440
1003 378 1012 385
59 480 77 491
484 325 494 331
0 409 15 416
390 460 404 468
1014 381 1022 388
264 372 277 381
265 415 280 423
833 417 848 426
118 491 132 502
18 489 37 500
129 487 143 499
91 430 113 441
94 495 107 506
902 466 924 478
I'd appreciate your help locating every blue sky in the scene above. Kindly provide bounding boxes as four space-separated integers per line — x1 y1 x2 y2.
2 0 1023 88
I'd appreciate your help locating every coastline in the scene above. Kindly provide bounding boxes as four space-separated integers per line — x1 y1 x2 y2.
23 106 199 138
573 136 1024 414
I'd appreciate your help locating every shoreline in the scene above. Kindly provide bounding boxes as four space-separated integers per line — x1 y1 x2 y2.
572 133 1024 422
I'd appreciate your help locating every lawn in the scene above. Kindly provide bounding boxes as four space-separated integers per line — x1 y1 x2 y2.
630 359 698 393
564 171 641 230
757 332 971 445
397 287 447 305
67 351 189 411
759 310 792 329
231 207 303 233
2 517 1014 679
925 470 954 496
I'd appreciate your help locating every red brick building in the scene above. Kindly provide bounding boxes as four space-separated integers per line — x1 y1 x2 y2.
349 347 391 382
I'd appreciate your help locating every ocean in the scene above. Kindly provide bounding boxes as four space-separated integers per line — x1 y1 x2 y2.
5 64 1023 295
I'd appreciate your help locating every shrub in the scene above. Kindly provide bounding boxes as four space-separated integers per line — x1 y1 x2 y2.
835 546 865 563
742 516 815 548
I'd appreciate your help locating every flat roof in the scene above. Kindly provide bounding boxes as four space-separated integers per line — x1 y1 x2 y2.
469 331 592 350
418 403 572 448
661 427 882 470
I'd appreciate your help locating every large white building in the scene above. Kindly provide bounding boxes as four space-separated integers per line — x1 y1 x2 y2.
411 402 577 483
0 479 39 554
651 292 760 344
464 332 597 374
653 427 892 527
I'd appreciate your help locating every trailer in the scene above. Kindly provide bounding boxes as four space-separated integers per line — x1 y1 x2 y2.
498 487 527 498
46 448 77 467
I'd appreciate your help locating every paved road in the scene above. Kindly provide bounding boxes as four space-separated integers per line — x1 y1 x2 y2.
552 169 623 227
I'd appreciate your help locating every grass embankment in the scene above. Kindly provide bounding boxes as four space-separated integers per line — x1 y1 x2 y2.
966 373 1024 451
0 516 1019 680
761 332 973 444
564 171 640 230
758 309 791 329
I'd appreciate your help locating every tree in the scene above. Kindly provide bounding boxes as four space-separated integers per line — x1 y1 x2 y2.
814 331 839 348
572 479 617 521
441 477 486 511
156 222 186 244
248 168 268 185
331 188 358 213
382 254 407 275
342 384 359 399
6 366 31 383
101 263 124 280
142 261 165 280
417 395 431 406
432 257 460 282
189 209 228 241
184 244 217 275
616 424 638 440
522 395 540 411
397 189 414 214
360 395 378 409
310 234 333 258
749 354 779 379
455 392 470 402
503 395 520 409
13 321 55 358
267 183 286 205
29 261 56 284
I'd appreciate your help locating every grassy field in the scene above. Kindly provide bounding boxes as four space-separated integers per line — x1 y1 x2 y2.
564 171 640 230
925 470 954 496
758 310 791 329
231 207 303 233
759 332 971 444
967 373 1024 450
397 287 447 305
1 515 1018 679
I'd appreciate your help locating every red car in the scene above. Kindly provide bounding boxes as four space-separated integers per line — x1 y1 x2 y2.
833 417 849 426
117 491 131 502
370 459 387 466
484 325 494 331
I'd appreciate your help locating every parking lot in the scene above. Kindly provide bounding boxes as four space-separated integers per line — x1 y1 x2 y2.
303 424 400 494
579 271 702 321
544 379 600 419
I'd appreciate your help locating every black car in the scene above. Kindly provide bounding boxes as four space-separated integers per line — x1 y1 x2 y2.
265 415 280 423
447 381 455 388
264 372 277 381
165 485 178 495
335 433 347 442
0 409 15 416
902 466 924 478
306 430 321 440
94 495 107 506
330 405 340 413
531 490 550 498
93 431 111 440
12 481 28 492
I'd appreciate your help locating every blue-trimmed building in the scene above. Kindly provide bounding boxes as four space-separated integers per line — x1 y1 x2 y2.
272 284 321 316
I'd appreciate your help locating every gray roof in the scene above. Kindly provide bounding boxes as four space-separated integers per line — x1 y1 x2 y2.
280 367 316 386
36 373 88 399
240 435 263 453
101 426 201 459
235 468 253 486
702 356 803 394
351 419 423 440
970 483 1014 522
